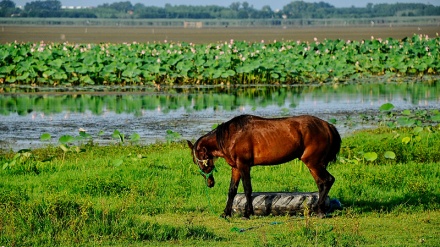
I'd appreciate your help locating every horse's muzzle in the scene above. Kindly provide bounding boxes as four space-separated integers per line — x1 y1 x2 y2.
206 177 215 187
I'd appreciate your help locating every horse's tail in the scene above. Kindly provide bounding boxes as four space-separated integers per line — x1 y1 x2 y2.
327 124 341 163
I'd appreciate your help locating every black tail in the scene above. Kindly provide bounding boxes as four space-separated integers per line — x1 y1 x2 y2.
328 124 341 163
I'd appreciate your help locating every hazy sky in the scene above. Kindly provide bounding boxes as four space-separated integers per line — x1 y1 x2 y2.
12 0 439 10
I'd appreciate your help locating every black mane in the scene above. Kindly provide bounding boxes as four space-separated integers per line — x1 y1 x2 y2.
215 115 253 151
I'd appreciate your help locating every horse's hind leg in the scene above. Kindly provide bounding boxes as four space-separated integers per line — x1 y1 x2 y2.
311 167 335 217
302 157 335 217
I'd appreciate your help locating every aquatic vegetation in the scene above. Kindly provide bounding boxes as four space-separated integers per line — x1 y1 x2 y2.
338 102 440 165
1 34 439 86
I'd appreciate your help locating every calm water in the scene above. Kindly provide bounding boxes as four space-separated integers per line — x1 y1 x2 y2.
1 83 439 151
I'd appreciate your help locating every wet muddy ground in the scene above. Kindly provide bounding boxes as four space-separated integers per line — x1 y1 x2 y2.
2 26 439 44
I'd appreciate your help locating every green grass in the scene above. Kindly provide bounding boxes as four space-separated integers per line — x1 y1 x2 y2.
1 127 439 246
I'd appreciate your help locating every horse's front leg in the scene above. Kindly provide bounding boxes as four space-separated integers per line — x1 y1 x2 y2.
240 166 253 219
221 168 241 218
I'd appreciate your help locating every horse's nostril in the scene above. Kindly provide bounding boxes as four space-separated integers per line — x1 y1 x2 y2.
207 178 215 187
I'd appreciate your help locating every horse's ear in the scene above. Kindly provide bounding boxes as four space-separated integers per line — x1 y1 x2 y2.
187 140 194 150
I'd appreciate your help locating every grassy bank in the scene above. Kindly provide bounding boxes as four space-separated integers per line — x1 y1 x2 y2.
1 127 439 246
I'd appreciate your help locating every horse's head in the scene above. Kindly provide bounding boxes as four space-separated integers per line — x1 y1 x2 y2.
187 140 216 188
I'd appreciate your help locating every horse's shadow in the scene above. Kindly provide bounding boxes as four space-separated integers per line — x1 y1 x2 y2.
337 191 440 213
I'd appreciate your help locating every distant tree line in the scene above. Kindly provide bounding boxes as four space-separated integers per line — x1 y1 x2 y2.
1 0 439 19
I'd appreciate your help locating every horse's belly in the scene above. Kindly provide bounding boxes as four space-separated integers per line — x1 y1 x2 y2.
252 137 301 165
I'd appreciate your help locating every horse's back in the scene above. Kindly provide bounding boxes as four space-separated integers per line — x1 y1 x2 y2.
252 115 335 138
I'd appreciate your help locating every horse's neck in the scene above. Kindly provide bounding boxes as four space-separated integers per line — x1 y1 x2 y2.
199 134 220 156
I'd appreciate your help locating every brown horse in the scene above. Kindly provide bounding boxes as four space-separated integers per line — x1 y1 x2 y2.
187 114 341 218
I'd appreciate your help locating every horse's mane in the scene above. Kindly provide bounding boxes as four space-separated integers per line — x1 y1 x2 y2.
215 115 253 151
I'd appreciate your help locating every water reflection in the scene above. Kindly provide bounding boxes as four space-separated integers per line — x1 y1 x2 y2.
1 83 439 150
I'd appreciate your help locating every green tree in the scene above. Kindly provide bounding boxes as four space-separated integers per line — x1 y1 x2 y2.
242 1 250 10
229 2 240 11
24 0 62 17
0 0 14 9
4 1 440 20
109 1 133 12
282 1 334 18
24 0 61 11
0 0 18 17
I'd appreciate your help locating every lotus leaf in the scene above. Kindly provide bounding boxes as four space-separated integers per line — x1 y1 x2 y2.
379 103 394 111
0 34 439 85
364 152 378 162
384 151 396 160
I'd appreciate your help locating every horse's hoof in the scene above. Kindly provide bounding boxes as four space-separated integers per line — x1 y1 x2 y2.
241 216 250 220
317 213 327 219
220 213 231 219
